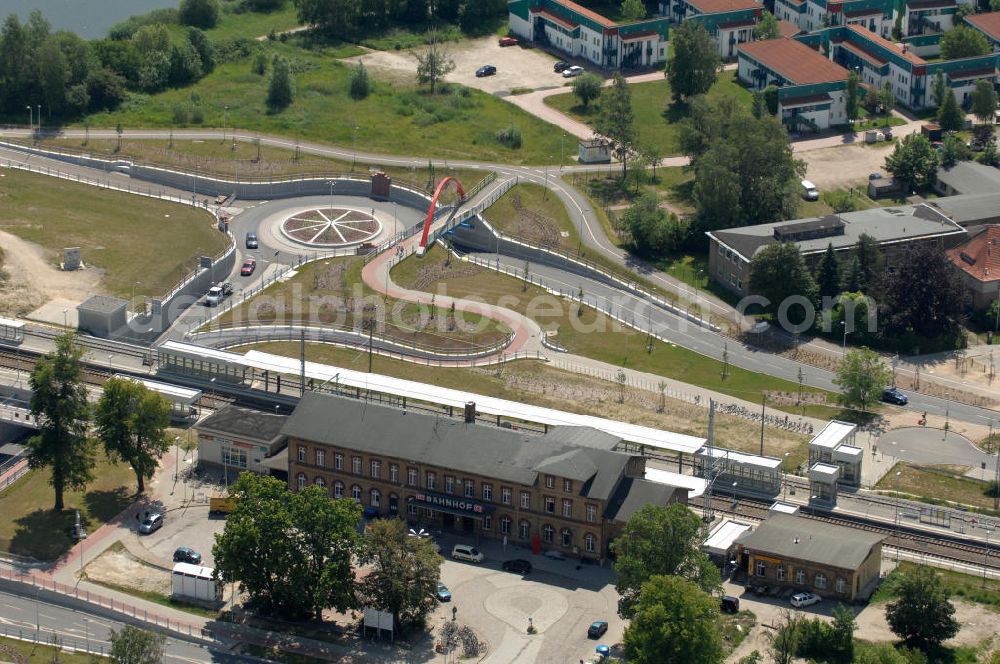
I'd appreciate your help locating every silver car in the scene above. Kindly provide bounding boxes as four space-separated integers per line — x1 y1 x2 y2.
138 512 163 534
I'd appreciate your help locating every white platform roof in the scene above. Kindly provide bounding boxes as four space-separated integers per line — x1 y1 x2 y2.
115 374 201 405
769 501 800 515
695 445 782 469
703 519 753 556
156 341 707 455
644 467 708 498
809 420 856 450
172 562 214 578
0 317 25 329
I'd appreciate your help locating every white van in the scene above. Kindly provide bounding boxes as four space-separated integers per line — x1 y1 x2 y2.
451 544 484 563
801 180 819 201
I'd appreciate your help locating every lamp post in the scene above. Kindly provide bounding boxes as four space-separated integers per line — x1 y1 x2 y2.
36 105 41 132
174 435 180 482
895 469 902 563
731 481 738 508
841 320 848 352
223 105 229 141
132 281 142 315
62 308 68 328
327 179 336 213
26 105 32 132
984 526 993 588
107 354 113 374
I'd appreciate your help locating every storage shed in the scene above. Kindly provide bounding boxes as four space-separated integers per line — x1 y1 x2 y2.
171 562 222 603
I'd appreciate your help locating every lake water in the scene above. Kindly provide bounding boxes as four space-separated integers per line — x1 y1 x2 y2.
0 0 178 39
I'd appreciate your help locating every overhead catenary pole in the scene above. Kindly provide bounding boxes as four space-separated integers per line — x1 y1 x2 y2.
759 394 766 456
300 328 306 396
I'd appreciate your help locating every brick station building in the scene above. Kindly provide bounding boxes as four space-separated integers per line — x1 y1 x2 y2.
283 392 687 561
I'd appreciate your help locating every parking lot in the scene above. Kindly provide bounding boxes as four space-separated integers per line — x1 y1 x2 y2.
342 36 584 95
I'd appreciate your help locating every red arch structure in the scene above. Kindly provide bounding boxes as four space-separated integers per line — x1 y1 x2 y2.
417 176 466 254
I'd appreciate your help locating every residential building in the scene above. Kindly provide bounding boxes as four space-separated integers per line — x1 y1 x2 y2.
946 224 1000 308
935 161 1000 198
965 11 1000 51
508 0 670 69
775 0 893 38
706 202 968 296
197 405 288 479
738 37 851 130
282 393 688 561
661 0 764 59
735 513 884 601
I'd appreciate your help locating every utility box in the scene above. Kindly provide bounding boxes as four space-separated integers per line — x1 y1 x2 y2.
371 172 392 200
172 563 222 603
578 139 610 164
921 123 942 142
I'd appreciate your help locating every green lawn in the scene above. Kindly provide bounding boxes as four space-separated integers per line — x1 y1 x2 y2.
82 40 572 165
544 71 753 155
876 463 1000 515
483 182 581 251
0 168 228 304
0 636 99 664
207 4 305 42
0 452 136 561
872 561 1000 610
797 185 881 218
390 245 834 408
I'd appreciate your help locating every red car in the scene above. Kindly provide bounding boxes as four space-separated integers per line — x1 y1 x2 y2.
240 257 256 276
499 36 519 47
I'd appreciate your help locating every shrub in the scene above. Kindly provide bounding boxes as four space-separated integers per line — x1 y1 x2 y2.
495 126 522 149
172 104 190 124
349 61 371 100
822 190 860 213
190 106 205 124
252 51 269 75
179 0 220 29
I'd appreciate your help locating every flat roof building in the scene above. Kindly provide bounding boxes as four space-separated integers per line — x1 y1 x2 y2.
282 393 688 561
736 513 883 601
197 405 288 480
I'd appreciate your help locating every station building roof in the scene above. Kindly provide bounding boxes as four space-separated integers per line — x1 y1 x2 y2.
736 513 883 570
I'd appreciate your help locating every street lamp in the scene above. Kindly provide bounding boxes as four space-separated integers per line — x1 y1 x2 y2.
327 179 336 213
731 481 738 508
62 308 68 328
36 104 41 132
841 320 848 352
174 435 180 482
26 105 32 132
223 105 229 141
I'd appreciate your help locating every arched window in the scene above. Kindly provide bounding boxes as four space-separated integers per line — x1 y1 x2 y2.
334 481 344 499
584 533 596 553
370 489 381 507
351 484 362 501
297 473 306 491
519 520 530 539
389 494 399 512
543 524 554 543
501 516 512 534
560 528 572 547
315 476 325 488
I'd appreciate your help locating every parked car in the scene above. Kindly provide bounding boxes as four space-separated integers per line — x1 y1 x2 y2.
451 544 484 563
801 179 819 201
720 595 740 614
205 282 233 306
588 621 609 639
882 387 909 405
499 36 519 47
553 61 569 72
868 172 882 180
543 550 566 561
476 65 497 77
501 559 532 574
245 232 258 249
138 512 163 534
436 581 452 602
790 592 822 608
241 257 256 276
173 547 202 564
562 65 585 78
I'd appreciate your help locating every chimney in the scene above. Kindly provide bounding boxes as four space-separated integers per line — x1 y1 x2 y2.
464 401 476 424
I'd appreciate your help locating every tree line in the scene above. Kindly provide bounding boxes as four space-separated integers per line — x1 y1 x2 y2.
292 0 507 36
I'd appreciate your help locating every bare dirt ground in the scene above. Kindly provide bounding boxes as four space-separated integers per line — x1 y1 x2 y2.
799 143 896 190
342 37 567 95
0 230 101 317
83 543 171 596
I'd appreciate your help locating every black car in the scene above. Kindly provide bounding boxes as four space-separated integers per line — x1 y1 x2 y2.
173 547 202 564
882 387 908 405
501 559 532 574
588 621 609 639
476 65 497 77
720 595 740 614
245 232 258 249
553 61 569 72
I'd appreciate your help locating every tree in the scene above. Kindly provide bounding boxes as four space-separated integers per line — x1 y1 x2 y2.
764 84 779 115
349 60 370 100
414 37 455 94
621 0 647 20
187 27 214 74
842 255 864 293
830 604 858 661
854 233 884 292
458 0 506 33
886 566 960 649
180 0 220 28
931 71 947 109
252 51 268 75
293 0 361 35
884 133 939 191
937 88 964 132
27 332 94 511
767 611 802 664
754 11 781 41
356 517 443 632
940 132 969 168
879 80 895 118
846 70 860 123
267 55 294 112
620 192 688 256
213 473 362 620
748 243 817 322
815 243 841 300
571 72 602 109
108 625 166 664
665 21 720 103
834 347 891 411
940 25 990 60
593 73 636 176
751 90 768 118
611 503 721 617
876 242 968 341
972 79 998 125
95 378 171 494
36 38 68 116
623 575 725 664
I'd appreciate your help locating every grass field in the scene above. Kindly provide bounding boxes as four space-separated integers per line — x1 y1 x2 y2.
876 463 1000 515
212 255 509 352
544 71 753 155
82 39 570 165
483 182 580 251
0 452 135 561
872 561 1000 610
208 4 304 42
0 169 228 302
231 341 811 460
0 636 98 664
390 244 835 410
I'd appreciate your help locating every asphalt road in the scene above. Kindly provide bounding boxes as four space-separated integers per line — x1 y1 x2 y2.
0 588 233 663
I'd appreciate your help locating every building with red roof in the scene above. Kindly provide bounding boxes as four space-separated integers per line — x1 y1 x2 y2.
965 11 1000 51
660 0 764 59
946 225 1000 308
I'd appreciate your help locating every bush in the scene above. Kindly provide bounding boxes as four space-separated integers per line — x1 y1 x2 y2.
172 104 190 124
495 126 522 149
107 9 179 40
190 106 205 124
822 190 860 213
349 61 371 100
252 51 268 75
179 0 220 29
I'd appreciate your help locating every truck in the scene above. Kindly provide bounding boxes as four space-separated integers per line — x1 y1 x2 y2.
205 282 233 307
209 495 236 515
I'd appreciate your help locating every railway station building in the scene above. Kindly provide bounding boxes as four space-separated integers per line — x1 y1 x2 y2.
736 513 884 601
281 392 689 561
197 405 288 480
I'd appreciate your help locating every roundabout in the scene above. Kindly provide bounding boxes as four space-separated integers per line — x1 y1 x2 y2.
279 206 382 248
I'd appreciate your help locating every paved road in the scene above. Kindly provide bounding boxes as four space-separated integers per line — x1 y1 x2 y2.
878 427 1000 477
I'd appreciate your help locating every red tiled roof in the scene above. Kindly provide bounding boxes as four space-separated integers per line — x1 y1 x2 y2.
738 38 851 84
946 226 1000 283
547 0 616 28
846 24 926 65
966 11 1000 41
688 0 761 13
535 8 578 30
841 39 888 66
778 20 801 37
